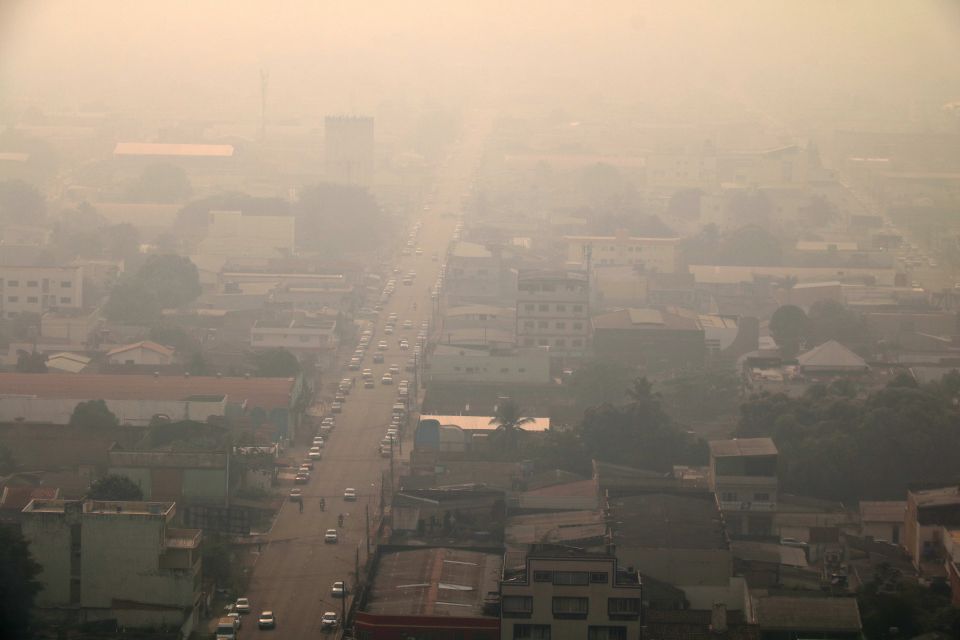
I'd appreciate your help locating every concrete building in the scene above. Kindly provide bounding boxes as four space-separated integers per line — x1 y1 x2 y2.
427 345 551 386
196 209 296 260
0 264 83 317
446 242 517 306
21 499 201 634
858 501 905 545
563 231 683 274
500 549 642 640
325 115 374 187
40 308 102 343
904 486 960 572
516 269 590 360
442 304 516 334
353 547 502 640
106 341 175 366
709 438 779 537
251 312 339 355
591 308 705 374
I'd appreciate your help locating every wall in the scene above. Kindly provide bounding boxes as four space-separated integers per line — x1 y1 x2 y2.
617 546 732 588
0 265 84 317
21 511 73 606
427 348 551 385
0 397 226 426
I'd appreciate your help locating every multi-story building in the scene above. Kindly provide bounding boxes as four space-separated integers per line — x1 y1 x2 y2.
251 312 339 355
0 264 83 318
904 486 960 572
591 308 706 374
21 499 202 633
709 438 779 537
446 242 517 307
516 269 590 360
563 231 682 273
500 548 642 640
428 345 551 386
325 115 375 187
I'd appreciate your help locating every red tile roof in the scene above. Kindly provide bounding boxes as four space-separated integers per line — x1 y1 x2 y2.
0 373 295 409
0 486 60 511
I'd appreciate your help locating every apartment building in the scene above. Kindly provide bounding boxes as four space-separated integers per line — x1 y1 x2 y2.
21 499 201 633
709 438 779 537
500 549 642 640
564 231 682 273
516 269 590 360
904 486 960 572
0 264 83 317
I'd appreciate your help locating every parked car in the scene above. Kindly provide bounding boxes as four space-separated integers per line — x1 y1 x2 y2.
235 598 251 614
331 581 347 598
331 402 343 413
321 611 339 630
308 447 322 460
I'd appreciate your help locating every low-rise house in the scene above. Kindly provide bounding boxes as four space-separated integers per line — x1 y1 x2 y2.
591 307 705 373
563 230 683 273
45 352 92 373
500 548 642 640
709 438 779 537
755 595 862 640
21 499 202 635
106 341 175 366
858 500 906 545
904 486 960 573
796 340 870 377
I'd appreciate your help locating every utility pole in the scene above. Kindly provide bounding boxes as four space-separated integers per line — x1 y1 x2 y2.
365 504 371 557
341 577 346 624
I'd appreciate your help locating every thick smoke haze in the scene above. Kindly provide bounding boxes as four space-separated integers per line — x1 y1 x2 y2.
2 0 959 123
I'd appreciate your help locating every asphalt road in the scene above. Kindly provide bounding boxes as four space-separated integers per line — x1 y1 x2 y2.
239 113 490 639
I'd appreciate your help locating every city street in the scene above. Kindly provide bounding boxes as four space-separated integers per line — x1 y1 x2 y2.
239 112 491 638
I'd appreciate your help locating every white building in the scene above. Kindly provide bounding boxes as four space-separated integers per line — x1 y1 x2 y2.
196 210 296 260
564 231 682 273
516 270 590 358
21 499 202 634
251 313 339 354
0 265 83 318
428 345 551 386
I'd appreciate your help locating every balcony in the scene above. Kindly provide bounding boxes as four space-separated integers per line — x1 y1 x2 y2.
720 500 776 512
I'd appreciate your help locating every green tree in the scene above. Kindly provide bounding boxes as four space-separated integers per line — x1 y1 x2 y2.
658 369 741 422
126 163 192 203
807 299 868 348
251 349 300 377
568 359 638 409
295 183 387 255
0 526 43 638
769 304 810 358
15 350 47 373
0 444 15 475
488 399 535 457
0 179 45 224
102 279 162 324
69 399 119 429
135 254 201 308
87 474 144 500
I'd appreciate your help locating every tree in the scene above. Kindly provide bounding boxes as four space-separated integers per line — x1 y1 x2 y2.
87 474 143 500
568 359 638 410
126 163 192 203
488 399 535 457
807 299 869 348
666 188 703 220
0 444 15 475
658 369 741 422
135 254 201 308
769 305 810 357
15 350 47 373
102 279 162 324
0 179 45 224
69 400 119 429
251 349 300 378
0 526 43 638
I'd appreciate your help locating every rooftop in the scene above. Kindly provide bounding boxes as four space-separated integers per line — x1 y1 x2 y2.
608 493 728 550
450 242 492 259
797 340 869 371
518 268 588 283
0 373 295 409
505 510 606 546
709 438 778 458
419 415 550 433
756 596 862 633
106 341 175 358
364 547 502 618
591 308 701 331
859 500 906 523
910 486 960 508
113 142 234 158
564 234 681 244
0 486 60 512
22 499 175 517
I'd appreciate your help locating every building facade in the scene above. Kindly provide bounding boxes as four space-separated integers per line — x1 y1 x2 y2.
516 270 590 360
501 551 642 640
325 115 375 187
709 438 779 537
0 265 83 318
21 499 201 633
564 231 682 273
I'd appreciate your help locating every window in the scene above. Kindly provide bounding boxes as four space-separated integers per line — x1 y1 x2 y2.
553 571 589 586
7 280 18 287
552 597 588 619
572 339 583 347
27 296 37 303
608 598 640 619
590 572 609 584
524 304 535 312
721 491 737 502
300 335 311 342
538 339 548 346
513 625 550 640
588 627 627 640
502 596 533 618
555 322 565 329
524 321 534 329
60 281 72 288
573 322 583 330
26 281 37 287
573 305 583 312
60 297 71 304
554 339 566 347
538 321 548 328
754 492 770 501
542 284 555 292
7 296 18 302
478 269 488 275
538 304 549 312
523 339 534 346
500 367 509 373
556 304 566 312
533 570 553 582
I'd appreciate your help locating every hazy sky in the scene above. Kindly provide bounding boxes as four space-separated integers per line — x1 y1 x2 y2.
1 1 959 123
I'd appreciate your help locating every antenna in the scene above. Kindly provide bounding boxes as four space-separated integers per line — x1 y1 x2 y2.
260 68 269 143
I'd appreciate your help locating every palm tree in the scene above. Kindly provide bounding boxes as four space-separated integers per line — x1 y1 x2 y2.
489 399 535 457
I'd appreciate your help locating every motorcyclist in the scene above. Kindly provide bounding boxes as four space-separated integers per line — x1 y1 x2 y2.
320 497 326 511
338 513 344 527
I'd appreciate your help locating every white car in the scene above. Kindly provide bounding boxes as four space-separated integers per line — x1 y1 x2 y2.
308 447 322 460
312 438 325 448
325 529 338 544
377 341 389 350
321 611 339 629
331 581 347 598
258 611 276 629
389 364 400 375
344 487 357 501
235 597 251 614
381 374 393 385
402 320 413 329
